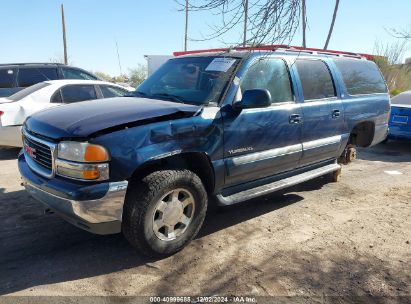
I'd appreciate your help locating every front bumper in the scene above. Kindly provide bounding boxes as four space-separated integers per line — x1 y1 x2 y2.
19 153 128 235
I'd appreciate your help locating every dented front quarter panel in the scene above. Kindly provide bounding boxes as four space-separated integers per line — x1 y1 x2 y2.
90 107 223 181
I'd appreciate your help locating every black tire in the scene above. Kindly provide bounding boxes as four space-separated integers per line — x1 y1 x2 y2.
329 168 342 183
122 169 207 258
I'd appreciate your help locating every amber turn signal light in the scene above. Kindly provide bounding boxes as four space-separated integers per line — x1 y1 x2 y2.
84 144 109 162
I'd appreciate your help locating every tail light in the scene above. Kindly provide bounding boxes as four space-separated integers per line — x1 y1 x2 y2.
0 111 3 116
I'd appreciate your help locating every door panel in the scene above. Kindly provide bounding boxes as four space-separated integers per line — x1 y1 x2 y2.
294 59 345 166
299 99 344 165
223 103 303 186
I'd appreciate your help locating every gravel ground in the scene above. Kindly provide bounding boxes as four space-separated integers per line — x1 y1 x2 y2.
0 142 410 302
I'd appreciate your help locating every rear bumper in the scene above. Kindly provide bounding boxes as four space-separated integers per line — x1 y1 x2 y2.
0 125 22 147
19 152 128 235
388 126 411 140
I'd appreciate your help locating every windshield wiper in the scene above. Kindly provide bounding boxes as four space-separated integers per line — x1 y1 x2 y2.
151 93 186 104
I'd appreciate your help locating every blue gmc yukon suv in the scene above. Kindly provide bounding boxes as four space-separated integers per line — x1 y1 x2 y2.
19 48 390 257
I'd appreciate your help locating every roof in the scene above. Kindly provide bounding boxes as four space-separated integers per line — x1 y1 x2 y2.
392 91 411 106
0 62 66 67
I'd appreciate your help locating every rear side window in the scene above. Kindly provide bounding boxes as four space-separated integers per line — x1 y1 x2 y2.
0 68 16 88
100 85 128 98
334 59 387 95
241 58 293 103
61 85 97 103
62 68 97 80
296 60 336 100
17 68 58 87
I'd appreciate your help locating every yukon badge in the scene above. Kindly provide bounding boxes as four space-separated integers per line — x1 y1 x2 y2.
228 147 254 155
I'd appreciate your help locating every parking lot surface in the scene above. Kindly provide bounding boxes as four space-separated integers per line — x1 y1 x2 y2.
0 143 410 299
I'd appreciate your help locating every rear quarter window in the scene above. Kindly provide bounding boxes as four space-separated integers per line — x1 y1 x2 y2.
0 68 16 88
333 59 387 95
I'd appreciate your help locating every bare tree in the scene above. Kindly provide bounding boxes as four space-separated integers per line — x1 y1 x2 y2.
323 0 340 50
176 0 302 47
301 0 306 47
389 25 411 40
373 40 411 93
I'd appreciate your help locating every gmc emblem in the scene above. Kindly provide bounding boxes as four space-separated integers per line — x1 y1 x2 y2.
24 141 36 159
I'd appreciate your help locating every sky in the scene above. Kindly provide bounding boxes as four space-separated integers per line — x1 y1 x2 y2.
0 0 410 76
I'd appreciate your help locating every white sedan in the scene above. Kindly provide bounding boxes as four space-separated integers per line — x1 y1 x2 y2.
0 79 134 147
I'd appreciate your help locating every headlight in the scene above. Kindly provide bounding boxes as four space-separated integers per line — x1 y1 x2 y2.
58 142 109 163
56 142 110 181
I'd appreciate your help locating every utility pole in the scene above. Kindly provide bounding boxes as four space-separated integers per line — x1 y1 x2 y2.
243 0 248 47
184 0 189 51
61 4 68 65
115 39 123 76
302 0 306 48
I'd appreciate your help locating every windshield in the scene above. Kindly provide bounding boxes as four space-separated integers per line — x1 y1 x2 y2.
8 82 50 102
136 56 239 105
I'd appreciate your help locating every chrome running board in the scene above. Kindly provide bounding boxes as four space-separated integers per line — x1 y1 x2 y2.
216 163 341 206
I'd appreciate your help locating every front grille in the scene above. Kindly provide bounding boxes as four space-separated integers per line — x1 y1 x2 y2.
23 133 54 176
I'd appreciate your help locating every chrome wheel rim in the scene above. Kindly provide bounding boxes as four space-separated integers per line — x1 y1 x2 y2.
152 188 195 241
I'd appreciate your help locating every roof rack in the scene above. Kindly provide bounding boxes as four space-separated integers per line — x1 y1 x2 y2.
173 45 375 60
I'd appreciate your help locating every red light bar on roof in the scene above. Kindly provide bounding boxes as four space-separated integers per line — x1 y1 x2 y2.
173 44 375 60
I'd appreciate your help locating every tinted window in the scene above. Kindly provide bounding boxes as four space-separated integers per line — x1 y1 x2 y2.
100 85 128 98
334 59 387 95
61 85 97 103
50 90 63 103
17 68 58 87
296 60 336 100
0 68 16 88
8 82 50 101
62 68 97 80
241 58 293 103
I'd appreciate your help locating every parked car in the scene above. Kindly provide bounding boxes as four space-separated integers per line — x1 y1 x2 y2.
18 47 389 257
0 63 99 97
0 80 133 147
387 91 411 141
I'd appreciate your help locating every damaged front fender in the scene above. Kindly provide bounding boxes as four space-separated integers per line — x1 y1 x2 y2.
90 107 224 181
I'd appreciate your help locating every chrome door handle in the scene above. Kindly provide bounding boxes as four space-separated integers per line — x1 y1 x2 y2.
332 110 341 118
289 114 302 124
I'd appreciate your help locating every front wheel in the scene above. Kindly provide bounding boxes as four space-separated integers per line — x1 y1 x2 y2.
122 169 207 258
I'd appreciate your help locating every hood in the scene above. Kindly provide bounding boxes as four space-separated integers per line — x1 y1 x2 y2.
24 97 201 140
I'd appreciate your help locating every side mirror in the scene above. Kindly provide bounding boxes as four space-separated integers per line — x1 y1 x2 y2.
234 89 271 110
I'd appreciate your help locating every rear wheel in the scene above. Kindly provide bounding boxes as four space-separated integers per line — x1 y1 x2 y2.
122 169 207 258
